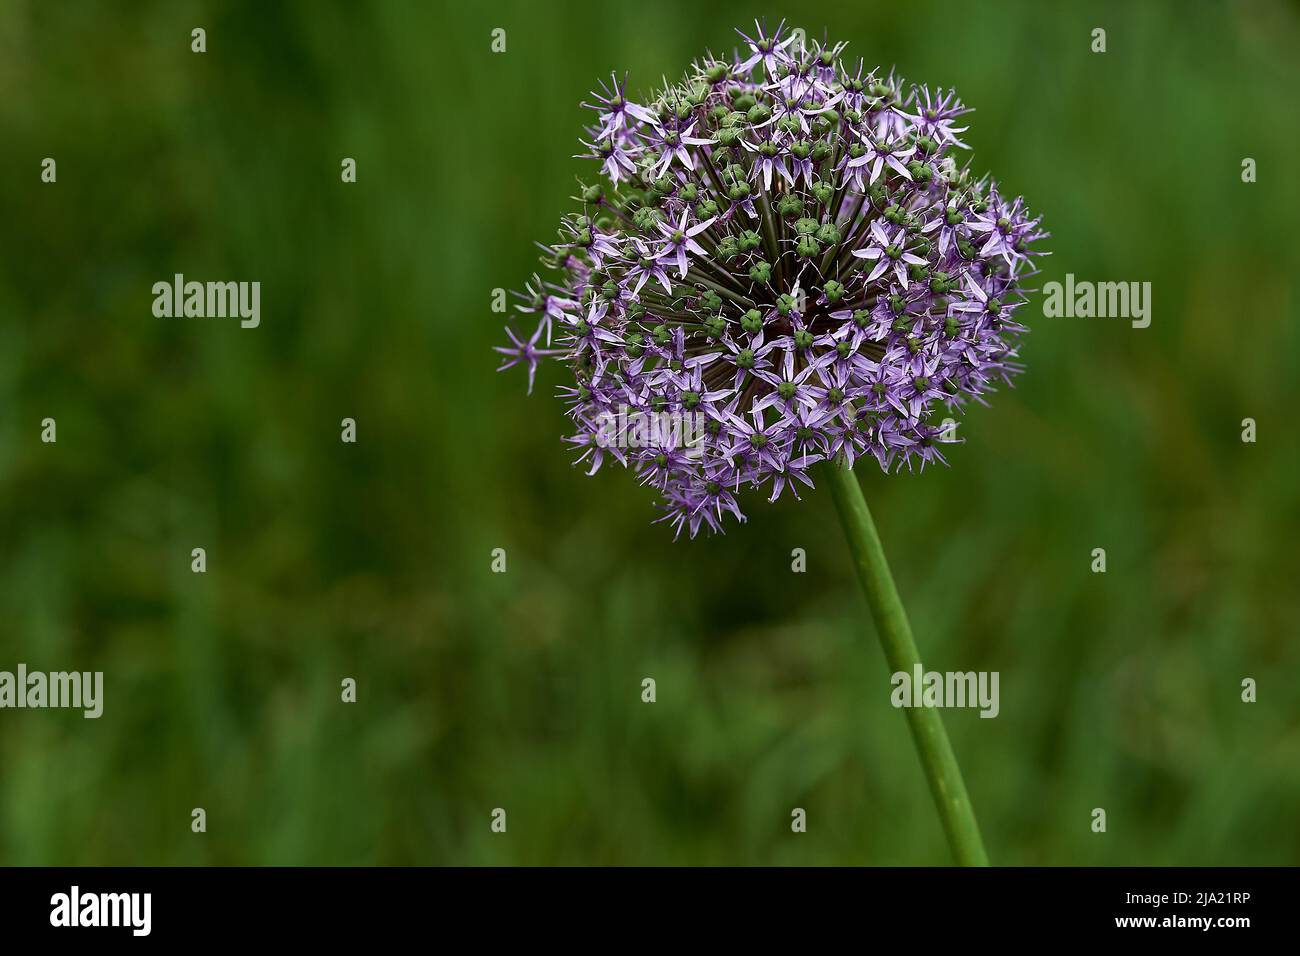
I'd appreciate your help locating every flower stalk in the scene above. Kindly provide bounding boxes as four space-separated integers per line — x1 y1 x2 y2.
820 459 989 866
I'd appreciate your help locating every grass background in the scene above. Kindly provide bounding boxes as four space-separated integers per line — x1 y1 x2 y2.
1 0 1297 865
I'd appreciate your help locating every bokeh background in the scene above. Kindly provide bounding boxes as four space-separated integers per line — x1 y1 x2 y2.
1 0 1297 865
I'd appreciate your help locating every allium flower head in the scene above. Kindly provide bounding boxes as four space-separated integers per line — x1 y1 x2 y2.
499 21 1048 538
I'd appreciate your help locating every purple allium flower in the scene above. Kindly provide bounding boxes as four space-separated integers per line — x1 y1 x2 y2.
500 21 1048 537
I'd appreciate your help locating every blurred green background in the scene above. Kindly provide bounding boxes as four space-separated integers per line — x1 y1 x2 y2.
1 0 1298 866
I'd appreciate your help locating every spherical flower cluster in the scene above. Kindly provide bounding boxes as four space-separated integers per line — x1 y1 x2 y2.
497 21 1047 538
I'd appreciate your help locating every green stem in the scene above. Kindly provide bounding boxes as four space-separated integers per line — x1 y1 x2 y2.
819 460 990 866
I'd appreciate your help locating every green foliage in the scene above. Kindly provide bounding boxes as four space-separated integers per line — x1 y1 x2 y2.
0 0 1297 864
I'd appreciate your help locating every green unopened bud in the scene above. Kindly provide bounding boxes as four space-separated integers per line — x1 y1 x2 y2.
740 309 764 333
736 347 756 368
776 294 797 315
811 181 834 205
793 329 815 350
816 223 840 245
633 207 661 230
823 279 845 302
777 194 804 218
777 381 797 400
582 184 604 203
749 261 771 283
796 235 820 258
795 217 820 236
